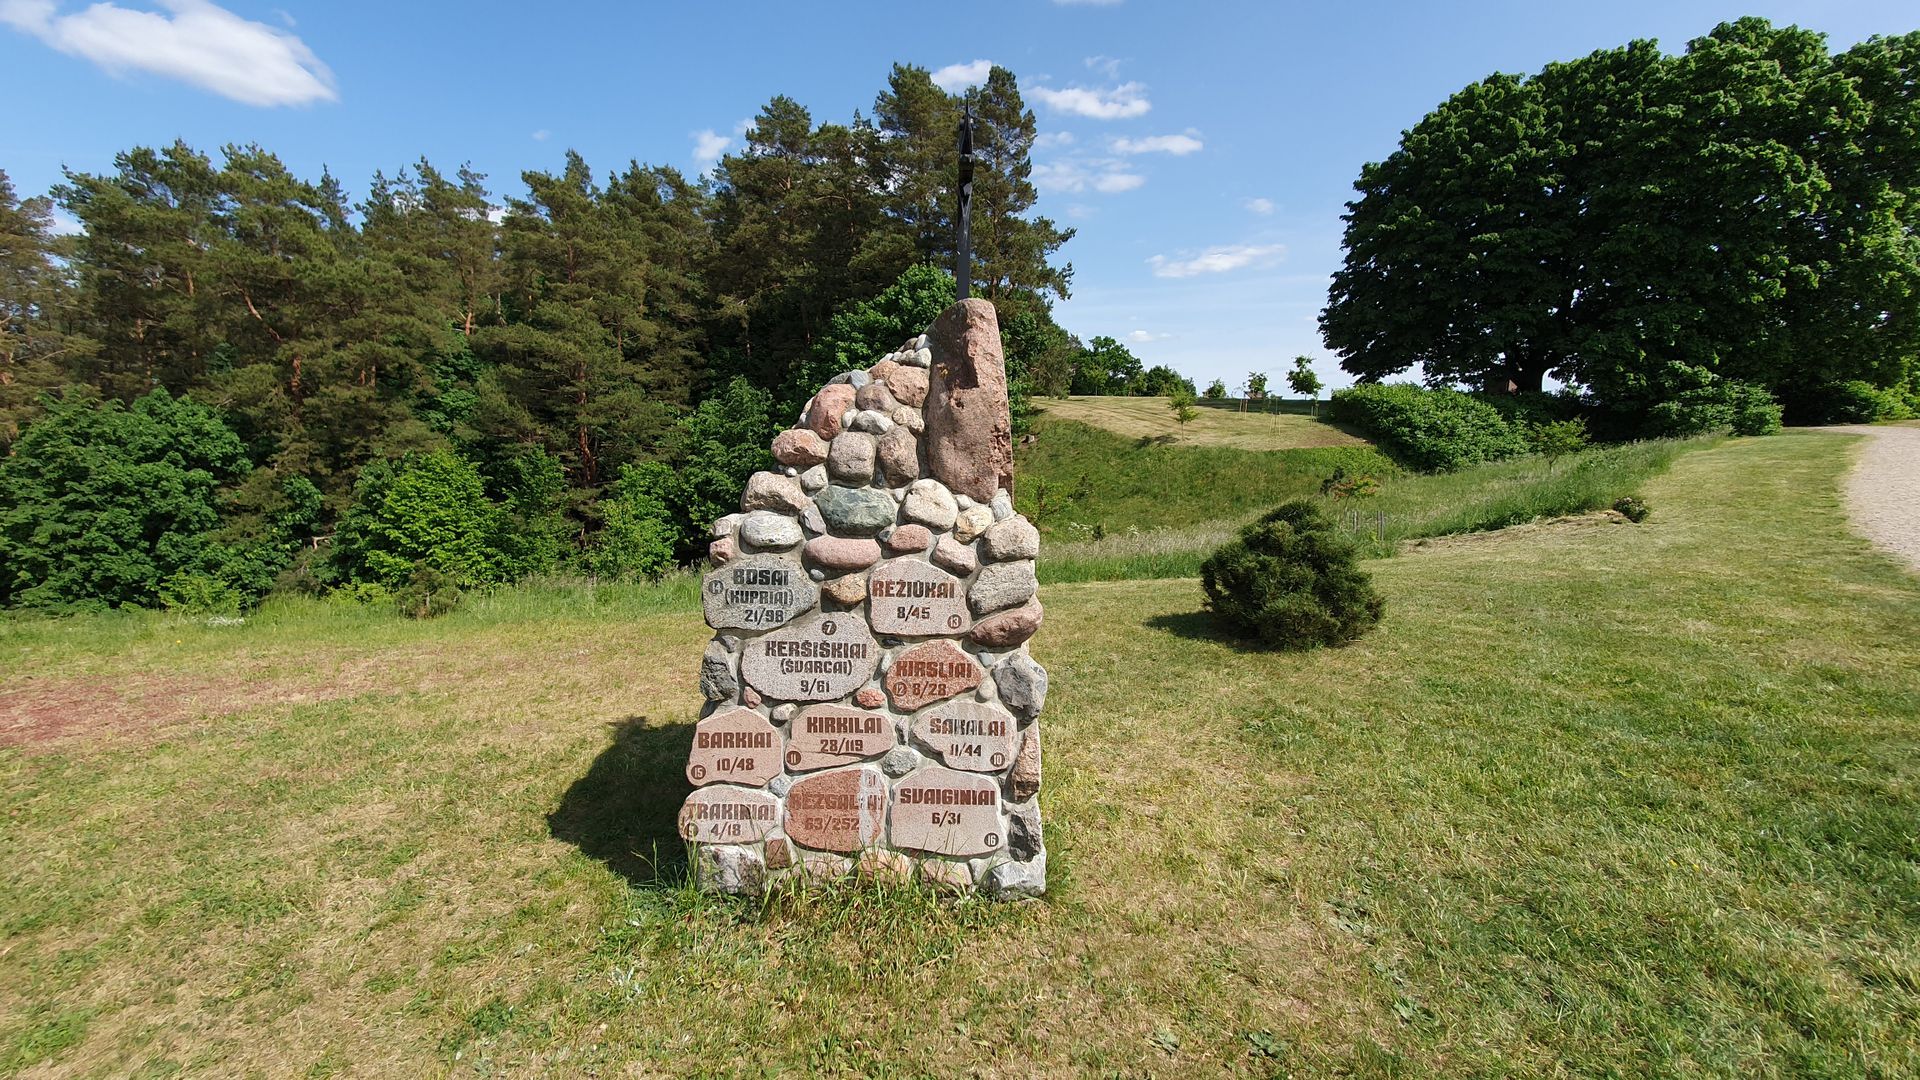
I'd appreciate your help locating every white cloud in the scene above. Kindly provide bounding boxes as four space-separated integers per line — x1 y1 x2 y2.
1032 159 1144 195
48 208 84 236
1148 244 1287 279
931 58 993 92
0 0 337 106
1034 131 1075 149
1112 132 1203 156
1244 197 1275 215
1030 81 1150 120
691 128 732 166
1126 329 1171 344
531 129 551 142
1083 55 1122 79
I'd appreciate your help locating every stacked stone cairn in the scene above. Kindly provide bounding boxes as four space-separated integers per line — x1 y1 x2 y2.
680 299 1047 899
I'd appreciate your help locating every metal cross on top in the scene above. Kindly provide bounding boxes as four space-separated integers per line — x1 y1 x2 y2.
956 106 975 301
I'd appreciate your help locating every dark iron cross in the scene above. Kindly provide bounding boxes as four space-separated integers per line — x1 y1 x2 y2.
956 106 975 301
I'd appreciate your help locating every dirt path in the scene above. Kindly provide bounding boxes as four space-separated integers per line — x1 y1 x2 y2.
1834 423 1920 574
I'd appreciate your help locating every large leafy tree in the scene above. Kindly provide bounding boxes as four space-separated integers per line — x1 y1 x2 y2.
1321 20 1920 420
0 388 249 609
0 169 89 447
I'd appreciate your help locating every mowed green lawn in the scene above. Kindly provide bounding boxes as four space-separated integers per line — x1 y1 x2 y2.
3 432 1917 1077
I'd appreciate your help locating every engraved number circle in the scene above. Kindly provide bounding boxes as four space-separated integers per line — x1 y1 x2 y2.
706 580 723 595
946 614 963 629
786 750 801 767
691 764 707 780
821 620 838 636
984 832 999 847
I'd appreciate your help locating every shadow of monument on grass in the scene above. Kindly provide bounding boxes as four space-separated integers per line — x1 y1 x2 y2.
1143 610 1265 653
547 715 694 887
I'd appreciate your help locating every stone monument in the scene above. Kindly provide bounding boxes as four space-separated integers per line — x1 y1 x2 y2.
680 298 1047 898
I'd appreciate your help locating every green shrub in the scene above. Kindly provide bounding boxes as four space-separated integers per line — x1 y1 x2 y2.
623 377 777 560
157 571 244 616
1613 496 1651 523
333 451 506 589
1325 383 1527 472
1527 418 1591 466
589 473 679 580
1199 500 1385 650
0 387 251 610
1319 467 1380 499
1729 385 1784 436
1815 380 1913 424
393 562 462 619
1630 364 1780 437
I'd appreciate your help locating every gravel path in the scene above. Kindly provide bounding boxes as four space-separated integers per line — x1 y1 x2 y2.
1834 424 1920 574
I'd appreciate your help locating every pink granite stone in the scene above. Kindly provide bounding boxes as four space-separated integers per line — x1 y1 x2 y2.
970 598 1043 649
771 428 829 467
805 384 857 440
783 767 887 852
804 535 882 574
884 364 929 408
885 524 934 554
709 537 736 565
867 559 971 636
686 707 780 787
786 705 895 771
923 300 1012 501
883 640 983 710
931 534 978 575
679 786 779 845
854 686 887 709
890 767 1002 857
911 700 1019 773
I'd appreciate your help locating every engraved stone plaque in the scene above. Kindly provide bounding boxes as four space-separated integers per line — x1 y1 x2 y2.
784 766 887 852
883 639 983 710
701 553 818 631
911 700 1018 773
787 705 896 772
678 786 780 845
686 707 781 787
890 767 1002 857
867 559 971 636
741 612 880 701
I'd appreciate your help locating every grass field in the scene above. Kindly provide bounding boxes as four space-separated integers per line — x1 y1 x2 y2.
1035 395 1367 451
3 431 1916 1077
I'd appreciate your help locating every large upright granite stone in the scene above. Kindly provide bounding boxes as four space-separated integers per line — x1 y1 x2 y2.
923 299 1014 502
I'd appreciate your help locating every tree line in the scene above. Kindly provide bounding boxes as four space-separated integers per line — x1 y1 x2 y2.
1321 19 1920 431
0 64 1142 612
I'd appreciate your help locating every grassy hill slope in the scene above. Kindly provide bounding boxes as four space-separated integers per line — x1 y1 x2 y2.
3 432 1916 1076
1016 418 1697 581
1036 395 1368 451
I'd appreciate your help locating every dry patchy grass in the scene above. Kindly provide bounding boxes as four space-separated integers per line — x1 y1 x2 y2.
1037 396 1368 451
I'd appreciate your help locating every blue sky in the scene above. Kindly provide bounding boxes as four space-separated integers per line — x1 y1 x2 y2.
3 0 1916 393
